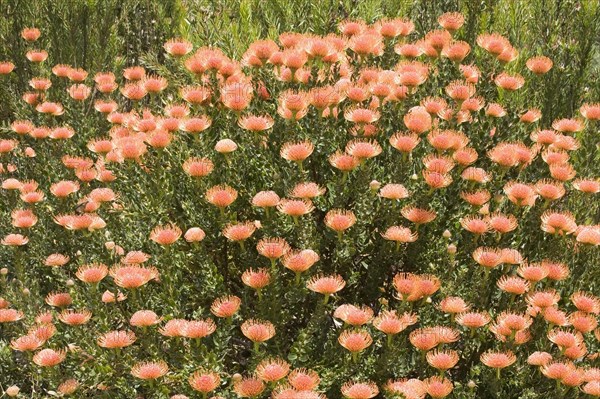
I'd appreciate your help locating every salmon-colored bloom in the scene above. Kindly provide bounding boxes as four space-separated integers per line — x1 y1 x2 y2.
456 311 491 329
0 61 15 74
150 223 182 245
211 295 241 318
206 185 238 208
345 139 382 160
256 238 290 260
282 249 320 274
277 198 314 218
552 118 584 133
338 329 372 353
580 103 600 120
481 350 516 370
307 274 345 301
241 319 275 343
445 80 475 102
427 350 459 371
497 275 530 295
504 182 537 206
0 308 24 323
189 369 220 393
570 291 600 314
238 114 275 132
109 264 159 289
131 361 169 380
526 56 553 75
98 330 137 348
573 178 600 193
59 309 92 326
255 358 290 382
401 206 437 225
130 310 162 327
234 377 265 398
541 210 577 235
242 268 271 291
325 209 356 233
472 247 502 269
341 381 379 399
334 304 373 326
439 297 469 314
164 38 193 57
223 222 256 242
183 319 216 339
329 151 360 171
424 376 453 398
382 226 418 244
11 334 44 352
33 348 66 367
389 132 420 153
252 191 280 208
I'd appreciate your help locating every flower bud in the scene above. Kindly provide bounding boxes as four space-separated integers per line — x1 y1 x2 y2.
410 173 418 180
22 288 30 296
467 380 477 389
0 268 8 275
442 230 452 239
478 203 490 215
232 373 243 383
6 385 20 397
66 279 75 287
447 244 457 254
369 180 381 191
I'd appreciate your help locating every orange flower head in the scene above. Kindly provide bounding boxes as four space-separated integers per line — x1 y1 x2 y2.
131 361 169 380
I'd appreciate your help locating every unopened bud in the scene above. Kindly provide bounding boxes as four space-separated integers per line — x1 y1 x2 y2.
442 230 452 239
447 244 457 254
6 385 20 397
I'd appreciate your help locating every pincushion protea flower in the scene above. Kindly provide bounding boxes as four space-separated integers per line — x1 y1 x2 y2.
256 237 290 266
307 274 346 303
0 305 25 324
480 350 516 378
11 335 44 352
131 360 169 380
189 369 220 394
341 380 379 399
424 376 453 398
241 319 275 351
183 319 216 339
59 309 92 326
324 209 356 240
255 358 290 382
130 310 162 327
33 348 66 367
183 157 214 178
210 295 241 319
222 222 256 247
234 376 265 398
338 329 373 361
206 185 238 210
164 38 193 57
97 330 136 348
334 304 374 326
282 249 319 282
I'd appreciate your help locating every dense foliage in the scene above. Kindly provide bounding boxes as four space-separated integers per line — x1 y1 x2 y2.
0 1 599 398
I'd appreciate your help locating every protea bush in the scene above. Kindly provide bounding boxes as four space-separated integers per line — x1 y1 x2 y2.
0 7 599 399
